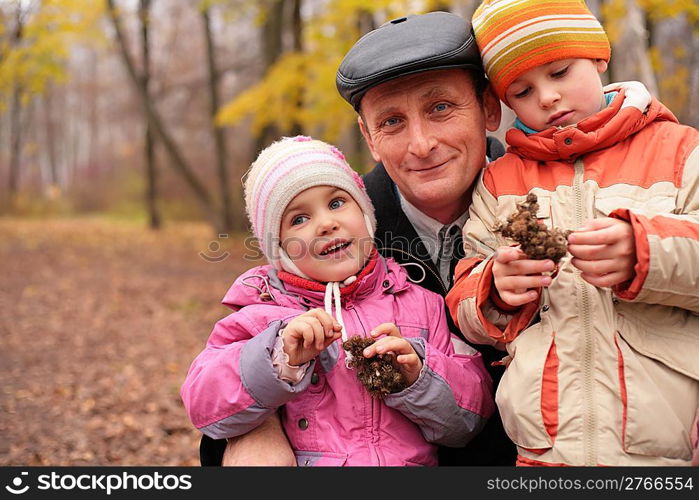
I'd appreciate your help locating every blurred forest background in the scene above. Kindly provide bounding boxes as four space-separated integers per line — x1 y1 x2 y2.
1 0 698 465
1 0 698 229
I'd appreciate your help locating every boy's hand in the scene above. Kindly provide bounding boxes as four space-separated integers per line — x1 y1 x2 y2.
567 217 636 288
282 309 342 366
362 323 422 386
492 246 554 307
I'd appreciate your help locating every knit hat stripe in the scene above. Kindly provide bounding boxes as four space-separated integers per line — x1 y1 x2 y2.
496 37 611 79
473 0 590 35
474 1 579 46
251 150 346 206
472 0 530 27
474 0 565 46
254 154 347 233
486 26 609 82
480 16 602 64
492 37 610 96
255 160 352 244
472 0 611 103
249 148 347 230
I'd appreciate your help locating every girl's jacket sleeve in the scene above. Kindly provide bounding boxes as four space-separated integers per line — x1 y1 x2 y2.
445 171 540 346
180 308 314 440
384 289 496 448
611 142 699 313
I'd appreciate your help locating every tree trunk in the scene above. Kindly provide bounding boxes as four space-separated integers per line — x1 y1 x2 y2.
651 14 697 126
43 83 60 194
352 9 376 170
289 0 303 136
586 0 604 84
456 0 481 20
86 48 100 178
688 31 699 128
254 0 285 154
202 6 241 232
430 1 453 12
107 0 216 225
8 83 22 201
608 0 658 96
586 0 602 18
140 0 161 229
7 6 24 204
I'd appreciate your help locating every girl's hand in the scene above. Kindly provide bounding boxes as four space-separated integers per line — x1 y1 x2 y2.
362 323 422 386
568 218 636 288
492 246 554 307
281 309 342 366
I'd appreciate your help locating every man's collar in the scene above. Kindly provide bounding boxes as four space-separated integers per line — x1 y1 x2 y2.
397 189 468 239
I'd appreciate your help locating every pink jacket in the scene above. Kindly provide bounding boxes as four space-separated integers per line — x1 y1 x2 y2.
181 256 494 466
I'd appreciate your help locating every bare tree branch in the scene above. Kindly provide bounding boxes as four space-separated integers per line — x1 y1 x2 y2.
106 0 216 223
202 4 241 231
139 0 161 229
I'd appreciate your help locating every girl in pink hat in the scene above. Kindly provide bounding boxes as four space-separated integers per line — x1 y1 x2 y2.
181 136 494 466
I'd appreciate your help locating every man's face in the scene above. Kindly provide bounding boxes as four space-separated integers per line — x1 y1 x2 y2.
359 69 501 224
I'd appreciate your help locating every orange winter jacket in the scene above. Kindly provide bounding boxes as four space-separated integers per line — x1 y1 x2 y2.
446 82 699 466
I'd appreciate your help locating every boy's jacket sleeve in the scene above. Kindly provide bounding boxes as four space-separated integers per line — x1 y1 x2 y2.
446 171 539 346
611 144 699 313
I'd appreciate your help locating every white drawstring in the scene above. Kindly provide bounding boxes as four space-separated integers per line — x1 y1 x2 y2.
333 282 343 337
324 276 356 367
398 261 426 284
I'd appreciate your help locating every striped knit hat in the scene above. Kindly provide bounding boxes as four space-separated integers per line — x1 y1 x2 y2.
472 0 611 104
244 136 376 277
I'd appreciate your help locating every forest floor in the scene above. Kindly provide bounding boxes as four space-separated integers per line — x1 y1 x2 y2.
0 217 260 465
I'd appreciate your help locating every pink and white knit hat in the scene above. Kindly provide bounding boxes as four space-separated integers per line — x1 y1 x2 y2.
243 136 376 276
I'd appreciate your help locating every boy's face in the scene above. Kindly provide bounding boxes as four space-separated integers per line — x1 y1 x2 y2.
505 58 608 131
280 185 373 283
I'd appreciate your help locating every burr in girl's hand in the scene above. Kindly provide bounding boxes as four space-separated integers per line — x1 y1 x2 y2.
343 336 407 398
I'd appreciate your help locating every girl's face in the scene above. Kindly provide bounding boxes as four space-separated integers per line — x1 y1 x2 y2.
505 58 608 131
280 185 373 283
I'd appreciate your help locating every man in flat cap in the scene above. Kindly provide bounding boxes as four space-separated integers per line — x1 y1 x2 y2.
336 11 514 467
204 11 515 466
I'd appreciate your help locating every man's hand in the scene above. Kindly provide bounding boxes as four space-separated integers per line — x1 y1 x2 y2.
362 323 422 386
222 413 295 466
492 246 554 307
282 309 343 366
567 217 636 288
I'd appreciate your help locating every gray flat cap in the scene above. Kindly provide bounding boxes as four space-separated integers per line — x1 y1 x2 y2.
336 12 483 110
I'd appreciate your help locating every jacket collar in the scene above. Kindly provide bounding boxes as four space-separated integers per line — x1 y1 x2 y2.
277 249 380 298
222 251 411 311
363 163 447 295
279 251 412 308
505 82 678 162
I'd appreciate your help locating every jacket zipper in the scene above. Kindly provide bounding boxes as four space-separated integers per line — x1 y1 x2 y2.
372 394 382 465
347 301 382 465
573 157 597 466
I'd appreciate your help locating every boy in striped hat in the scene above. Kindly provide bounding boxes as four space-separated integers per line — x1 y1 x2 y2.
182 136 495 466
446 0 699 466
